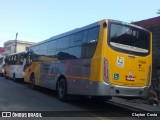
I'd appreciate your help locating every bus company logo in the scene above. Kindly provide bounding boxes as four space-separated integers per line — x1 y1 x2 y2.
2 112 11 117
1 112 42 118
125 70 135 81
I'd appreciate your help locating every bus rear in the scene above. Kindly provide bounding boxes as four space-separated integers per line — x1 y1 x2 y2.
103 20 152 97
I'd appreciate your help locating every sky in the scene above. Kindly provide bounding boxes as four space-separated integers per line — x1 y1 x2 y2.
0 0 159 47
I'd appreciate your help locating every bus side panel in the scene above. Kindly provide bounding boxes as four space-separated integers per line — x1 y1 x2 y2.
66 59 91 94
24 65 31 83
40 61 64 89
24 62 40 86
39 59 91 91
67 78 110 95
10 65 24 79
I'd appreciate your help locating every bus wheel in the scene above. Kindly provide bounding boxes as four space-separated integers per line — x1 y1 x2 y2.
13 73 16 82
29 74 36 89
57 78 67 101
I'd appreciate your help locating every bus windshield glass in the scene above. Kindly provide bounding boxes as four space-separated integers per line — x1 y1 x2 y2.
109 23 150 55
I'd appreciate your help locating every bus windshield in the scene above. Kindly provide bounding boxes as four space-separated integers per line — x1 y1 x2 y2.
109 23 150 55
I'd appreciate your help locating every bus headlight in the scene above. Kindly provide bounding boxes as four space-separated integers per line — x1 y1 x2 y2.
146 65 151 86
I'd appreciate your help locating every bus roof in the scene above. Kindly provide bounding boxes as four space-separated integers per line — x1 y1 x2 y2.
30 21 99 47
29 19 150 48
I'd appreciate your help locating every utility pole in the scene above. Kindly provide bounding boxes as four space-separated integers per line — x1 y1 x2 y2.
15 32 18 53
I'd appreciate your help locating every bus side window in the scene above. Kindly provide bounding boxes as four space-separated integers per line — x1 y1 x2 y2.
81 30 88 58
87 26 99 43
56 37 70 60
68 32 83 59
68 46 81 59
86 26 100 58
57 36 70 49
47 40 57 57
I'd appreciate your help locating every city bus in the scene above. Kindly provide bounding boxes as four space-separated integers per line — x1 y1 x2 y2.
0 56 5 76
4 52 26 81
24 19 152 101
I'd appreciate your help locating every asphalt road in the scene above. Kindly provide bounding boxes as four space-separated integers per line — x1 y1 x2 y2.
0 76 155 120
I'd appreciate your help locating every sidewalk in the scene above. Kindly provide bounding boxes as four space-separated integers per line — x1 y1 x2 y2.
107 97 160 112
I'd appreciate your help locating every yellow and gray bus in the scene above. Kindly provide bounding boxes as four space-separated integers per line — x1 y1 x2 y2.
24 19 152 101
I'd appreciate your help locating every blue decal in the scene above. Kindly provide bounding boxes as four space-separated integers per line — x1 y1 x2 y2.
114 73 119 80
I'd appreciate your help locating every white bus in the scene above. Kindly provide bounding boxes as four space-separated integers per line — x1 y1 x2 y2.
7 52 26 81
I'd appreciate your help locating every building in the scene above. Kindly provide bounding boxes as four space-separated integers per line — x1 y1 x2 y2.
133 16 160 91
0 47 5 57
4 40 35 55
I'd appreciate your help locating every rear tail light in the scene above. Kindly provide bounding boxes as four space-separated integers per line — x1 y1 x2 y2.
103 58 109 83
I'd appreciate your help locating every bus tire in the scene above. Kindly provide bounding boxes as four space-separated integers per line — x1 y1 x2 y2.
13 73 16 82
57 78 67 101
29 74 36 89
